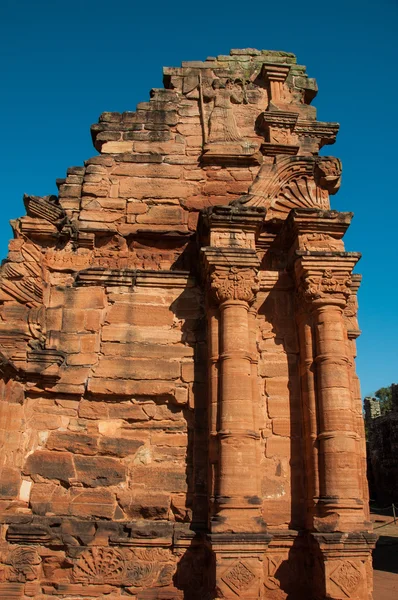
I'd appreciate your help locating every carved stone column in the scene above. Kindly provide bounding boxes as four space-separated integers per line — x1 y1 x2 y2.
200 206 270 599
295 303 319 529
210 265 262 531
295 255 365 533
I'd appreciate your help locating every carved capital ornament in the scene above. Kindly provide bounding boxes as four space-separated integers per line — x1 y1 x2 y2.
299 269 352 303
210 267 260 304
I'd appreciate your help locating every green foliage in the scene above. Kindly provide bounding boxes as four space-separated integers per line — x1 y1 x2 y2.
375 385 393 415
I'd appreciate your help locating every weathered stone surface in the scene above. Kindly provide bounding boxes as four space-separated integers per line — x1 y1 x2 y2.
93 357 180 380
69 488 116 518
47 431 98 455
0 48 373 600
132 466 187 492
23 450 75 484
117 490 170 519
74 455 126 487
98 436 144 457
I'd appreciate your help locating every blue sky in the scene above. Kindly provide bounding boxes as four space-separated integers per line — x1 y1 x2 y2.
1 0 397 396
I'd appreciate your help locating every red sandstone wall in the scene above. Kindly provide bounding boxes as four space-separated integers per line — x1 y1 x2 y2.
0 49 374 600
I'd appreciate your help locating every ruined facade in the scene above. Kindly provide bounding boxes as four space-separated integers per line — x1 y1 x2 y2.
0 49 376 599
366 385 398 506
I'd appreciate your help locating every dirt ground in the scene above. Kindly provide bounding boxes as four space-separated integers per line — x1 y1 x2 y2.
371 512 398 600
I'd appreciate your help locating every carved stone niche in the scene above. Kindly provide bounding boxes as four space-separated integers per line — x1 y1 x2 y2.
181 68 264 166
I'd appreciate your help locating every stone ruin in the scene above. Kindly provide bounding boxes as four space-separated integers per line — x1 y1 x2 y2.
0 48 376 599
366 384 398 507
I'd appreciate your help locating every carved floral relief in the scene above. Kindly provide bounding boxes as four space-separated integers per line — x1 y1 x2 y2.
72 546 176 590
330 560 362 597
300 270 352 302
7 546 41 583
221 560 256 594
211 267 259 304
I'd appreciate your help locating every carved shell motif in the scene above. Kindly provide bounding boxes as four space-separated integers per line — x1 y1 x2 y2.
73 547 126 584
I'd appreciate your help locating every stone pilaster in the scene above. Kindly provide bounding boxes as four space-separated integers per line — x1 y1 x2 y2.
295 254 365 532
310 532 377 600
201 205 270 599
295 302 319 529
209 265 262 531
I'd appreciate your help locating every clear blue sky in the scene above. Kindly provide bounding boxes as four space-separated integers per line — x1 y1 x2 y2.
1 0 397 397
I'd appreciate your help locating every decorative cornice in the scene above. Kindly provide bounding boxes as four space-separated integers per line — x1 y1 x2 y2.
0 349 64 383
23 194 66 225
260 142 299 156
75 268 194 289
295 120 339 146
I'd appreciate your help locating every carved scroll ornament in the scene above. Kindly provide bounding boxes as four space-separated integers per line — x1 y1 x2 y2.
210 267 259 304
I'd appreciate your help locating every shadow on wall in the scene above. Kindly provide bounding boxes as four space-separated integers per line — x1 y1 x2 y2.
170 282 217 599
257 285 306 531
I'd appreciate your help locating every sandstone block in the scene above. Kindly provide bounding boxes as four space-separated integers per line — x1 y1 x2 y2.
47 431 98 455
147 404 185 422
259 360 289 378
272 418 291 437
113 163 182 178
93 357 180 380
24 450 75 484
151 432 188 447
170 493 192 522
117 491 170 519
185 135 203 148
56 367 91 385
0 467 20 499
267 394 291 419
67 352 98 366
136 206 186 224
78 399 109 419
132 466 187 492
87 378 176 397
133 141 185 154
266 436 291 458
63 287 106 309
98 437 144 457
79 210 121 222
135 109 178 126
108 402 148 421
101 141 134 153
127 201 148 214
74 455 126 487
119 177 197 199
153 446 187 462
101 342 193 359
80 334 100 353
69 488 116 518
105 303 173 326
101 324 182 344
62 308 86 332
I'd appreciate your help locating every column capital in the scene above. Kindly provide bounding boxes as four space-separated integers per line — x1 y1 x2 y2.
210 266 260 305
294 254 360 307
